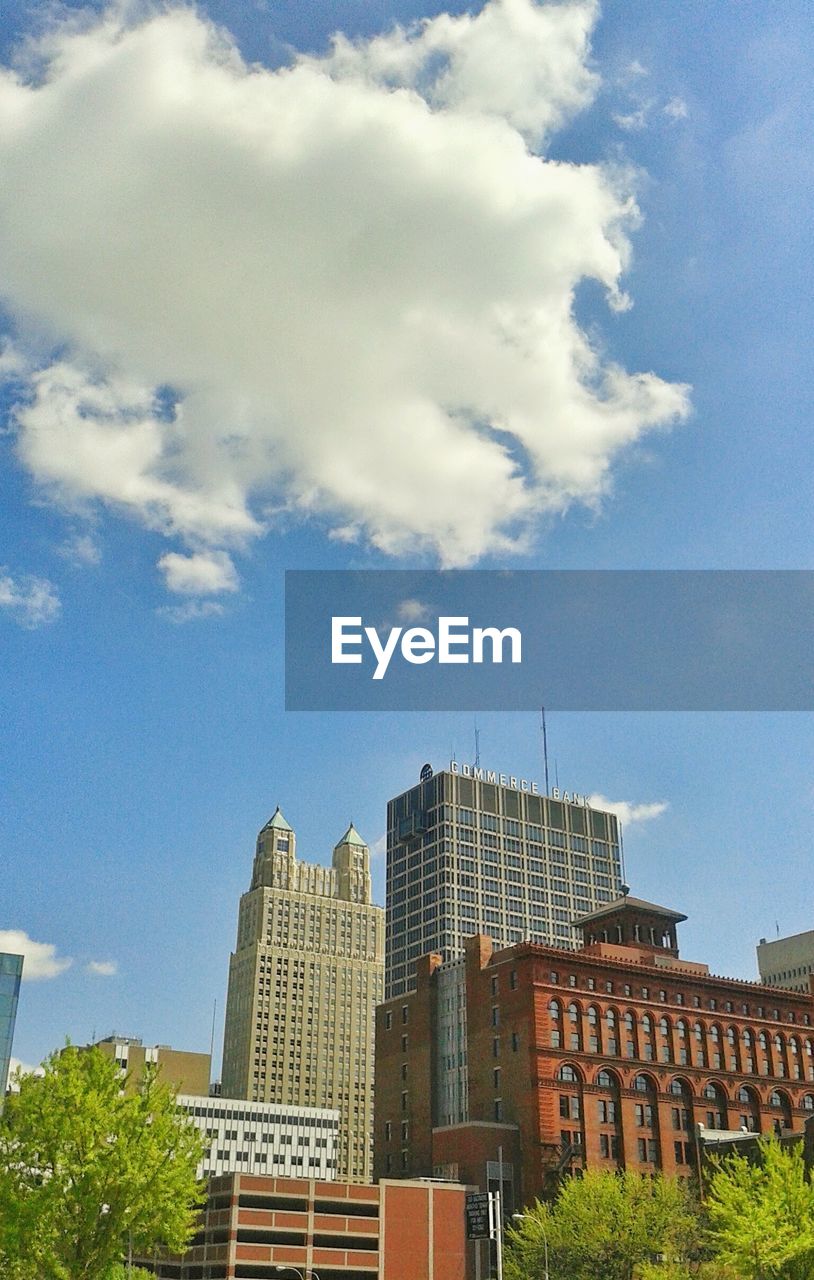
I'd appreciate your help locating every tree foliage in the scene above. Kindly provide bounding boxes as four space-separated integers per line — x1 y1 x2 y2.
0 1045 205 1280
505 1168 700 1280
705 1137 814 1280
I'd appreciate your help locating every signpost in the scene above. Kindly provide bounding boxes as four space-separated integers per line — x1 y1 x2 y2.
465 1192 494 1240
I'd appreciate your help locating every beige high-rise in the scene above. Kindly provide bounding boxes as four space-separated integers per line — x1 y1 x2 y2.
221 808 384 1182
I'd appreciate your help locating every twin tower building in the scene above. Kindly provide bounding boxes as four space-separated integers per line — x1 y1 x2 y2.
221 767 622 1182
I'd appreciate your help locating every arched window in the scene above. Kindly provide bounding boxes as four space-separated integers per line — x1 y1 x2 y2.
693 1021 707 1067
742 1029 755 1073
549 1000 562 1049
596 1069 617 1089
774 1034 788 1078
803 1094 814 1111
633 1074 652 1093
727 1026 741 1072
769 1089 792 1130
659 1016 673 1063
758 1031 772 1075
709 1025 722 1069
587 1006 602 1053
606 1009 619 1055
806 1039 814 1081
702 1082 727 1130
624 1012 638 1060
568 1003 583 1051
789 1037 802 1080
557 1063 579 1082
676 1020 689 1065
737 1085 761 1132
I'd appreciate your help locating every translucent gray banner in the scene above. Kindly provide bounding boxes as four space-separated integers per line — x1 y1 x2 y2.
285 570 814 711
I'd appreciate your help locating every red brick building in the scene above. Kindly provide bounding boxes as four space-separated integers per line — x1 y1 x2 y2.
374 896 814 1207
143 1173 475 1279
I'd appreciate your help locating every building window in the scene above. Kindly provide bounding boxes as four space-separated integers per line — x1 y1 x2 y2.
493 1037 500 1058
494 1099 503 1122
385 1012 392 1030
401 1121 409 1142
401 1034 408 1052
492 1006 500 1027
402 1005 409 1024
385 1122 392 1142
511 1032 519 1053
401 1091 408 1112
510 970 518 990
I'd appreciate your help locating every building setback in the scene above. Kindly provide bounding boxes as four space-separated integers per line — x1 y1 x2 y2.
140 1172 475 1280
386 765 622 999
757 929 814 994
221 809 384 1182
375 896 814 1208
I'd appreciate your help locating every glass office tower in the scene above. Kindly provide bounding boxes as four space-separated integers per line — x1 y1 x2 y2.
0 952 23 1095
386 765 623 998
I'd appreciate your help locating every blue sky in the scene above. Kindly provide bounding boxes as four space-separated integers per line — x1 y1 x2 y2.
1 0 812 1075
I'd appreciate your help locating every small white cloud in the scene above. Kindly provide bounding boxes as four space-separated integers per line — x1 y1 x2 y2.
0 930 72 980
86 959 118 976
56 531 101 567
0 571 60 628
588 795 669 828
626 60 649 79
156 599 226 624
157 549 239 596
663 96 688 121
396 598 431 624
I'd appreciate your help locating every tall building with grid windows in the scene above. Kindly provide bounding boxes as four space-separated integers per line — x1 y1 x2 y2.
385 764 623 999
221 808 384 1183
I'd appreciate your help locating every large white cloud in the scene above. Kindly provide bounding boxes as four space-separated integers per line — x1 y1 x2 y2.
0 0 690 576
0 930 72 980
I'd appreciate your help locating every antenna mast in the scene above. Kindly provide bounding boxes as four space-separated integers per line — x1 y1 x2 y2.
541 706 550 796
474 719 481 768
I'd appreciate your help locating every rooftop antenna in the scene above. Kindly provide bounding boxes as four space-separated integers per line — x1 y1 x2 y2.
619 826 628 890
541 707 550 796
474 719 481 768
554 758 560 790
209 999 217 1064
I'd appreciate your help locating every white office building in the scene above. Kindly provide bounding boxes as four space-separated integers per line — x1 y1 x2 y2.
177 1094 340 1180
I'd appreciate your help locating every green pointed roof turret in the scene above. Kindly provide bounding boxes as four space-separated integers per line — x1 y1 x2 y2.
262 806 293 833
335 823 367 849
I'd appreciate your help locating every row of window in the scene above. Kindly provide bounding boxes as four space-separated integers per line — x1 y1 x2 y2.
547 979 810 1024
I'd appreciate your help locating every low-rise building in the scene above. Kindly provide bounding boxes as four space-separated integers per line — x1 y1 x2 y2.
177 1094 339 1180
141 1172 475 1279
91 1035 211 1096
375 896 814 1207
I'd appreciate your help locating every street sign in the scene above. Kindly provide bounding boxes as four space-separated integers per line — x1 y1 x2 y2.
465 1191 494 1240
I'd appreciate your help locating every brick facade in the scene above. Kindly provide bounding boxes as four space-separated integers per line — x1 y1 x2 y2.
143 1173 474 1279
375 898 814 1207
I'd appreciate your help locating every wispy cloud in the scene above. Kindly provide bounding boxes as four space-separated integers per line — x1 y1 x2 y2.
86 959 118 977
0 929 72 980
663 96 688 121
588 795 669 828
156 599 227 625
0 571 60 628
56 531 101 567
0 0 688 576
396 599 431 624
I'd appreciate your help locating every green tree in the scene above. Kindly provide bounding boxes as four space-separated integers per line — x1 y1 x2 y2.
505 1168 701 1280
0 1045 205 1280
705 1137 814 1280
